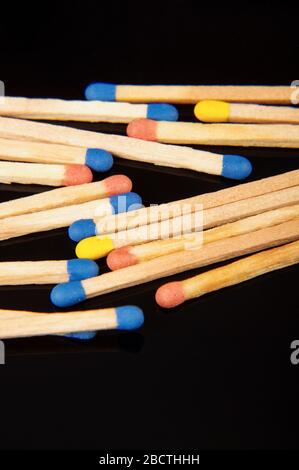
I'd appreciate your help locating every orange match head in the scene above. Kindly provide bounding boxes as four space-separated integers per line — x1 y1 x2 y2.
103 175 132 196
155 281 186 308
107 246 138 271
63 164 93 186
127 118 158 141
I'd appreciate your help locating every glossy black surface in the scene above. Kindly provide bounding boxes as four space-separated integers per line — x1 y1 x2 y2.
0 1 299 450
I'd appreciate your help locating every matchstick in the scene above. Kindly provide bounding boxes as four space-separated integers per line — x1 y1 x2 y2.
0 305 144 339
0 192 141 241
68 169 299 242
107 204 299 269
0 117 252 180
127 119 299 148
155 239 299 308
0 97 178 122
50 218 299 307
0 161 93 186
194 100 299 124
0 259 99 285
0 175 132 219
76 191 299 260
0 137 114 172
85 83 293 105
73 184 299 258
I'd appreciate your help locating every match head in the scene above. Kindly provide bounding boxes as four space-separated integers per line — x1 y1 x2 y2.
221 155 252 180
85 82 117 101
127 118 158 141
103 174 132 196
107 246 138 270
116 306 144 330
67 259 99 281
85 149 114 172
76 236 115 260
63 164 93 186
155 281 186 308
194 100 230 122
63 331 97 340
109 192 143 214
68 219 97 242
147 104 179 121
50 280 86 308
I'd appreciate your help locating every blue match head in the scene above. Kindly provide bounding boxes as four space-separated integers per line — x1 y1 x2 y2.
85 149 114 173
50 281 86 308
85 82 117 101
109 192 143 215
147 103 179 121
63 331 97 340
67 259 99 281
221 155 252 180
68 219 97 242
116 306 144 330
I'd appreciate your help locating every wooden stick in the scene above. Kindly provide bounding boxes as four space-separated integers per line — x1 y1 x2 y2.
0 137 113 173
70 170 299 241
127 119 299 148
77 188 299 260
107 204 299 269
0 196 124 241
194 101 299 124
0 161 92 186
0 175 131 219
85 83 293 105
0 117 251 179
156 239 299 307
0 97 178 123
0 305 144 339
51 219 299 307
0 259 99 285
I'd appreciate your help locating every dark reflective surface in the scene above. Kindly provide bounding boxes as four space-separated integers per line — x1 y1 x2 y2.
0 1 298 450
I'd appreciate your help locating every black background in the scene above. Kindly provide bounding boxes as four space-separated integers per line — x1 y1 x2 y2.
0 0 299 451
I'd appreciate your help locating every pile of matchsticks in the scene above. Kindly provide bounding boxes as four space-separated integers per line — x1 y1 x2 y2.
0 84 299 340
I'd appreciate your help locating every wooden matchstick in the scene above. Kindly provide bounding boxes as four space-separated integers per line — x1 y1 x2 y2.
0 161 92 186
0 192 141 241
0 259 99 285
194 101 299 124
0 117 252 180
85 83 293 105
51 218 299 307
0 175 132 219
76 188 299 260
107 204 299 269
0 97 178 122
0 137 113 172
0 305 144 339
155 239 299 308
127 119 299 148
69 169 299 242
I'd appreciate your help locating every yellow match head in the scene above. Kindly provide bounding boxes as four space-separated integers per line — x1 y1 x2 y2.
76 236 115 260
194 100 230 123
